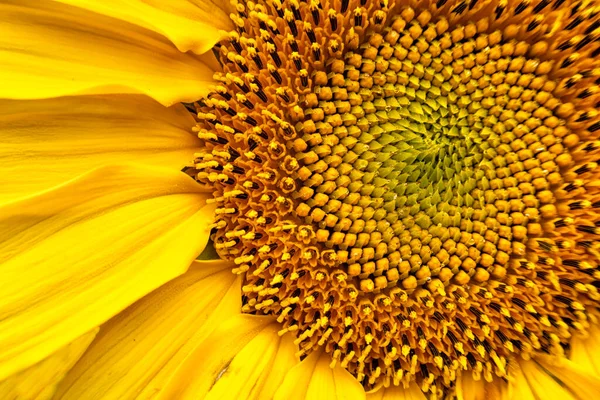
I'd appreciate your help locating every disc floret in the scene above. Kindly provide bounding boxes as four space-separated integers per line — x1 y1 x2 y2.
193 0 600 396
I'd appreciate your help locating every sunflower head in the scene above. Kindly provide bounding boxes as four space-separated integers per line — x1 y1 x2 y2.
193 0 600 396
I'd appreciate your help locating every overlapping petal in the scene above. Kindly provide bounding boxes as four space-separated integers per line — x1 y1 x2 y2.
0 329 97 400
54 259 240 399
0 0 219 105
367 384 427 400
53 0 233 54
274 349 366 400
509 362 536 400
456 371 506 400
158 315 299 400
519 360 575 399
569 326 600 376
0 94 200 203
0 164 214 380
535 353 600 398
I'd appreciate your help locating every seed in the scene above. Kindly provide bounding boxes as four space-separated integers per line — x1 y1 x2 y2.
193 0 600 396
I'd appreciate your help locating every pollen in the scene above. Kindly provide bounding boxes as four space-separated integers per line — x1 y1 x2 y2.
192 0 600 397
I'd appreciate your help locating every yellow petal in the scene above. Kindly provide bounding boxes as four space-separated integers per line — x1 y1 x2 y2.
520 360 575 400
0 329 97 400
205 325 299 400
509 362 536 400
569 336 599 376
367 389 385 400
157 315 286 400
55 259 240 399
366 384 427 400
254 332 300 400
456 372 505 400
53 0 233 54
0 164 214 380
0 1 217 106
274 349 366 400
456 372 484 400
570 327 600 376
535 353 600 399
0 94 200 203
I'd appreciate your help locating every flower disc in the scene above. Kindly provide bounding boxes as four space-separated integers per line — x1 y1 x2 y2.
193 0 600 396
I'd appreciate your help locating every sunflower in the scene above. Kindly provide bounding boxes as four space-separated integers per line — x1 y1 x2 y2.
1 0 600 398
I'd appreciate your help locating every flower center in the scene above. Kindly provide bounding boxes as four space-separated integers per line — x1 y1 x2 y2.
192 0 600 396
